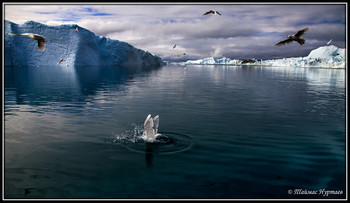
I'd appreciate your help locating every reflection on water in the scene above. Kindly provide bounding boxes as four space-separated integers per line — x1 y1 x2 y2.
5 65 161 110
4 64 346 199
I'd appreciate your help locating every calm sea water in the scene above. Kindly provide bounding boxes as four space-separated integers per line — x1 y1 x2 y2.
4 64 346 199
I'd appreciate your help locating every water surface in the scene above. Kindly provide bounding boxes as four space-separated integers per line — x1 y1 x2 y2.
4 64 346 199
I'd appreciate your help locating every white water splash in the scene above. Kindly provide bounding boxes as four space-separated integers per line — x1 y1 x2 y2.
108 124 144 144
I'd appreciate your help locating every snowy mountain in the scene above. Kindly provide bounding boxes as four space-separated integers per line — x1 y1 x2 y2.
185 45 346 68
4 20 165 67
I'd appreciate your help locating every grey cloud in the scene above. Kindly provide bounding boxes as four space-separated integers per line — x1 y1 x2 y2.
4 3 346 62
306 24 346 43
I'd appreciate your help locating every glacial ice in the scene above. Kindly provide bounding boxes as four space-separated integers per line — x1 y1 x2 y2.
4 20 165 67
185 45 346 68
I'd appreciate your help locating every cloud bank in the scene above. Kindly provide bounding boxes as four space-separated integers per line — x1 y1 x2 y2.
4 3 346 61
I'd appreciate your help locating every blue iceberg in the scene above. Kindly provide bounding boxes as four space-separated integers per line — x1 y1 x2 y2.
4 20 165 67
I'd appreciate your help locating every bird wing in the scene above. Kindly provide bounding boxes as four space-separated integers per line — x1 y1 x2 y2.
8 33 38 37
275 38 294 46
144 117 155 139
19 33 34 36
153 115 159 134
327 39 332 45
34 34 46 39
37 38 46 51
8 33 21 36
294 27 309 38
203 10 213 15
21 33 35 36
144 114 152 127
8 33 32 36
216 11 222 15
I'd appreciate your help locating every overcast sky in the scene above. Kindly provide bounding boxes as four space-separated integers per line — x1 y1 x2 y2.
4 3 347 61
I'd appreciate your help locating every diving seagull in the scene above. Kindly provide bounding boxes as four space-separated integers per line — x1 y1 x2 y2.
143 114 160 142
203 10 221 16
327 39 332 45
8 33 46 51
275 27 309 46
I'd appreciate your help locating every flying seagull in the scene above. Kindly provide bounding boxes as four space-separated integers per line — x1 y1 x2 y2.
327 39 332 45
275 27 309 46
203 10 221 16
57 58 64 64
8 33 46 51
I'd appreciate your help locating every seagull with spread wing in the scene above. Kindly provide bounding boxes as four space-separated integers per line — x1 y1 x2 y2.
275 27 309 46
203 10 221 16
143 114 160 142
8 33 46 51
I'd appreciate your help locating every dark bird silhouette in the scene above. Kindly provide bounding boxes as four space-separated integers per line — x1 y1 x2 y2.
203 10 221 16
8 33 46 51
173 44 176 49
24 188 35 195
57 58 64 64
275 27 309 46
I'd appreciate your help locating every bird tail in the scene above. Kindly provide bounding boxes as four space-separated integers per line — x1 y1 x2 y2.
296 39 305 46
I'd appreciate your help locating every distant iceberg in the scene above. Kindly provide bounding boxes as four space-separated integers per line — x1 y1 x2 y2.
185 45 346 68
4 20 165 67
185 57 232 65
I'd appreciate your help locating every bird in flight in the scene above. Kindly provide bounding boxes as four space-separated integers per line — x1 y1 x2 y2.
203 10 221 16
275 27 309 46
8 33 46 51
57 58 64 64
327 39 332 45
173 44 176 49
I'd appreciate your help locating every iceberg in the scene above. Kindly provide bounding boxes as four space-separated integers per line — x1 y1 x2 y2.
4 20 165 67
185 45 346 68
